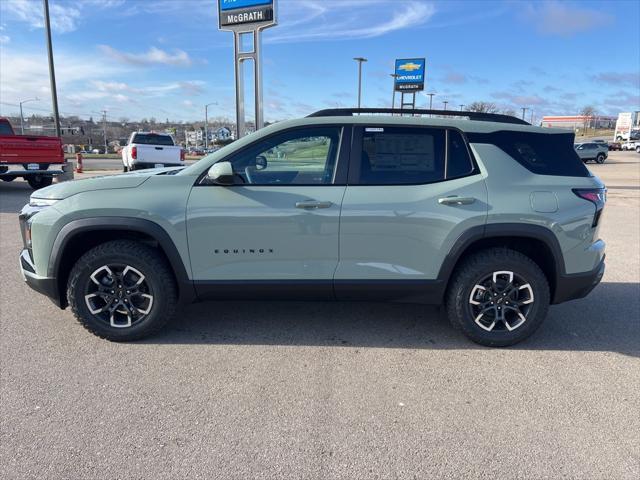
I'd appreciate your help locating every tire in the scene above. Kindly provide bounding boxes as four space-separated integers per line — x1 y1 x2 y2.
636 146 640 153
445 248 550 347
26 175 53 190
595 153 605 164
67 240 178 341
123 165 129 172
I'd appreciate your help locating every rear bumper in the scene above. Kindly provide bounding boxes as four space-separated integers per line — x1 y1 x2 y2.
553 257 605 304
131 162 183 170
19 249 63 308
1 163 66 176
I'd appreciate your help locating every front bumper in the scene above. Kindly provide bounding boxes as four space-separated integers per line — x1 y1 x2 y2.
553 257 605 304
20 249 63 308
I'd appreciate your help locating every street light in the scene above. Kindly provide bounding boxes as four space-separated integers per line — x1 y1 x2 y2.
353 57 367 109
443 100 449 111
459 104 465 111
19 98 39 134
521 106 529 120
390 74 398 110
425 92 435 110
204 102 218 149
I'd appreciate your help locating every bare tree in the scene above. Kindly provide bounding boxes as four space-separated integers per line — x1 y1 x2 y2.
580 105 596 134
467 101 499 113
502 109 517 117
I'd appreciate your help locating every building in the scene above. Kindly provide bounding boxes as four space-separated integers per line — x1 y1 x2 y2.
540 115 616 130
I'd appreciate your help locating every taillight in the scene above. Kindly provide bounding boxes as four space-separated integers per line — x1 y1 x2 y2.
573 188 606 227
131 146 137 159
180 149 185 161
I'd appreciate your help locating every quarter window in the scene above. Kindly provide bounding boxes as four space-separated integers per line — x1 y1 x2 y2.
447 130 474 178
227 126 341 185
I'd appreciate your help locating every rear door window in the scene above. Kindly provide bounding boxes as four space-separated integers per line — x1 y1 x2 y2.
352 127 446 185
467 131 591 177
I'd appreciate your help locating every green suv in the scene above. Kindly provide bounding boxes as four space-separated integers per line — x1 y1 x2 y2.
19 109 606 346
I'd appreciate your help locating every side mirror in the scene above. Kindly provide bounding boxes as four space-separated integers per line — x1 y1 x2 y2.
206 161 234 185
255 155 268 170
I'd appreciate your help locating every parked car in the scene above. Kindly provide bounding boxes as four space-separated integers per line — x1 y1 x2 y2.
19 108 606 347
574 142 608 163
121 132 184 171
608 142 622 151
0 117 72 189
620 140 638 151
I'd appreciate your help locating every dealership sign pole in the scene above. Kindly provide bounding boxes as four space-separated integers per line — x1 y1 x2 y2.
394 58 426 113
218 0 277 138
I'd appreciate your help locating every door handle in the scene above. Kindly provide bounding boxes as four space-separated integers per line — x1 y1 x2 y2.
295 200 333 209
438 196 476 206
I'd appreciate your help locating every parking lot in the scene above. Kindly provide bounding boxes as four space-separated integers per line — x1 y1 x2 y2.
1 151 639 478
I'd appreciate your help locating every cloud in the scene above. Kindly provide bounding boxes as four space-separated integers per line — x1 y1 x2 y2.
1 0 80 33
267 1 436 43
98 45 193 67
520 1 613 36
0 35 9 44
591 72 640 88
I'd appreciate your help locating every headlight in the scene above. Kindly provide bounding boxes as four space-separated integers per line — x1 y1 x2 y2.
29 197 59 207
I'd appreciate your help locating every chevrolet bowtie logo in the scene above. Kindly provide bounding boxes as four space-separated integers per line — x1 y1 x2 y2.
398 62 422 72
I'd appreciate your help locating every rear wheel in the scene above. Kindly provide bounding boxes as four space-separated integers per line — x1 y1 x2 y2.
123 164 129 172
596 153 606 164
446 248 550 347
26 175 53 190
67 240 177 341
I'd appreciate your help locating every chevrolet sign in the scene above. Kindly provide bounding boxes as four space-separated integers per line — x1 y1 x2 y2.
218 0 276 29
394 58 426 92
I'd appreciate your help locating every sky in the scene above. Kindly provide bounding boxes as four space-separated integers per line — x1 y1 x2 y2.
0 0 639 124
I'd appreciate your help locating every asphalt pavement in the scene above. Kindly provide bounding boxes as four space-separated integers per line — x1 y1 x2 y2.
1 151 639 479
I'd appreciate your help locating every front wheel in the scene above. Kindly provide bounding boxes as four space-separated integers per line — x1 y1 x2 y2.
446 248 550 347
67 240 178 341
26 175 53 190
596 153 605 164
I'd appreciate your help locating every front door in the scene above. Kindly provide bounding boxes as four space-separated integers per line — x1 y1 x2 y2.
186 125 349 299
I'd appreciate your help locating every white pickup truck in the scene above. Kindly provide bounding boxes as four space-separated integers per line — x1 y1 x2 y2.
121 132 184 171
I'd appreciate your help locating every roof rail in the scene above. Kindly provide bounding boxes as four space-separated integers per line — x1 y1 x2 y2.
307 108 530 125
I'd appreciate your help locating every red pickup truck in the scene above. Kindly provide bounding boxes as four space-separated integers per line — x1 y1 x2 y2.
0 117 71 189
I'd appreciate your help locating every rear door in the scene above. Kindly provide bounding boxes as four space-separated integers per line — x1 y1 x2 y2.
335 125 488 301
186 125 350 299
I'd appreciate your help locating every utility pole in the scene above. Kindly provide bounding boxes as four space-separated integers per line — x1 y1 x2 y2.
390 74 398 110
204 102 217 149
353 57 367 109
19 98 38 134
43 0 61 137
443 101 449 111
521 107 529 120
101 110 107 154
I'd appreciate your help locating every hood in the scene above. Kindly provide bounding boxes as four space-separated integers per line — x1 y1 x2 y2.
31 167 182 200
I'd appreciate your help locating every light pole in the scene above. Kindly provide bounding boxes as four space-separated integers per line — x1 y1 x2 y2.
426 92 435 110
43 0 60 137
390 74 398 110
443 101 449 111
204 102 218 149
353 57 367 109
521 107 529 120
19 98 38 134
459 104 465 111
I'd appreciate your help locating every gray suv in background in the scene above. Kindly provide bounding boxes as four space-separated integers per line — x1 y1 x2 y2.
575 142 608 163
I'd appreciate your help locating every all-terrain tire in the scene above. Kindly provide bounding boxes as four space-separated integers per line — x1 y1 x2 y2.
445 248 550 347
67 240 177 341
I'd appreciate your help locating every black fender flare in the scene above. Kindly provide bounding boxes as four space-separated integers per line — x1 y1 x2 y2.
49 217 196 304
437 222 565 295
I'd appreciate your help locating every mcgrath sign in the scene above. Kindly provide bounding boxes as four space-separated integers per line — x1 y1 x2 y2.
394 58 426 92
218 0 276 29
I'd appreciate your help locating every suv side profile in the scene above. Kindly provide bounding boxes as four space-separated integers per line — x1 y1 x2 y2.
19 109 606 347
